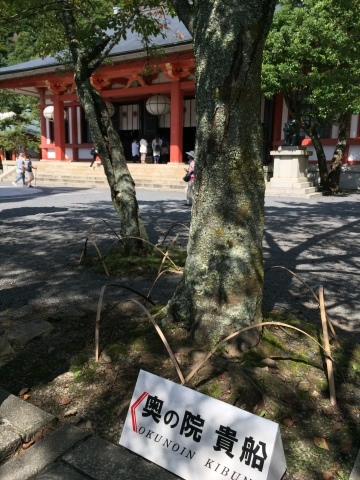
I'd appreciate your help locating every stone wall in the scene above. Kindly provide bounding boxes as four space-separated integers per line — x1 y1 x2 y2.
307 165 360 190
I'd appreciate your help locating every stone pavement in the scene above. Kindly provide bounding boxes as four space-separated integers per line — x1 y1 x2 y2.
0 388 179 480
0 183 184 478
0 182 359 479
351 451 360 480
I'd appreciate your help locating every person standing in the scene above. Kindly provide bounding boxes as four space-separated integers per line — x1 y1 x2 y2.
185 150 195 205
89 146 99 168
131 138 140 163
24 155 37 187
152 135 162 164
12 152 25 186
139 137 148 164
161 136 169 163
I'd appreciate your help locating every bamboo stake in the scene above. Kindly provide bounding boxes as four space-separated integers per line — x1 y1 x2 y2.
319 286 337 406
128 299 186 385
95 285 106 362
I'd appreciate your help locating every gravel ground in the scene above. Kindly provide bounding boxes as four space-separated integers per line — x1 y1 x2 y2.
0 185 190 321
0 183 359 338
263 191 360 337
1 183 359 479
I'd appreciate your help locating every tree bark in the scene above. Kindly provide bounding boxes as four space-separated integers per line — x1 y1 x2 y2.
328 113 351 193
61 4 148 256
75 77 149 255
169 0 276 346
307 127 330 192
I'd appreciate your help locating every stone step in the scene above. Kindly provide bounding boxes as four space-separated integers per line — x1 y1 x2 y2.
265 184 322 198
0 424 91 480
34 179 185 191
0 161 188 191
34 173 184 183
291 182 315 189
0 386 181 480
269 179 314 189
0 388 56 445
2 160 322 196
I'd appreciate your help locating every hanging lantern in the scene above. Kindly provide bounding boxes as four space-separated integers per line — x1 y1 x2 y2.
43 105 55 121
146 95 170 116
105 101 115 117
43 105 67 121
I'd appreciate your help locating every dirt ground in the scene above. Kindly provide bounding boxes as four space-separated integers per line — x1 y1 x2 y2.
1 185 360 479
0 260 359 480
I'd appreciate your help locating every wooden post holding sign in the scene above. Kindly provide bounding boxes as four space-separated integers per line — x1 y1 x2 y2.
119 370 286 480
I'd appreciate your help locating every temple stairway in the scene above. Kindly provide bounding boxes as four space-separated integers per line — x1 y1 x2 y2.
0 161 187 191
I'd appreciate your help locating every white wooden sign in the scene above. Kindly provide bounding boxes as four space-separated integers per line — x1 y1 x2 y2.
119 370 286 480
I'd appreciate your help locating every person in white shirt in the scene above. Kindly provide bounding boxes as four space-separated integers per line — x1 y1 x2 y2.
132 139 139 163
139 138 148 164
152 135 162 164
12 152 26 186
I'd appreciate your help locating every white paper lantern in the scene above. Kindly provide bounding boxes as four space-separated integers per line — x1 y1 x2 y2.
146 95 171 116
43 105 55 121
43 105 67 121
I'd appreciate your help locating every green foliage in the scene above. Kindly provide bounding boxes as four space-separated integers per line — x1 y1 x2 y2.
0 19 40 154
69 352 97 382
201 381 222 399
0 1 173 65
84 243 186 277
106 342 128 357
0 93 40 153
6 31 38 64
262 0 360 124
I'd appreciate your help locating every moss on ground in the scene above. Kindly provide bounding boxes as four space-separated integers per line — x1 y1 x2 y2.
82 244 186 278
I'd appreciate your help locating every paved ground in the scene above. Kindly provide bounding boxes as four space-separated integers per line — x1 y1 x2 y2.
0 181 359 479
262 190 360 336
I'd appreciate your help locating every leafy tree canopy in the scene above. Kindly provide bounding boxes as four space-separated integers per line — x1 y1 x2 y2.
0 8 41 154
0 1 173 68
262 0 360 125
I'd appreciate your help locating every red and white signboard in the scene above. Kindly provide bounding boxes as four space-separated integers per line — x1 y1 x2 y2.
119 370 286 480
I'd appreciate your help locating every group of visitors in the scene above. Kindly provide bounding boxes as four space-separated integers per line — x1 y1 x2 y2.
87 139 195 206
131 135 169 164
12 152 36 187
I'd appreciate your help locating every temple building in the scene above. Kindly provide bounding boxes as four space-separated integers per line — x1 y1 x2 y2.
0 17 359 187
0 18 195 164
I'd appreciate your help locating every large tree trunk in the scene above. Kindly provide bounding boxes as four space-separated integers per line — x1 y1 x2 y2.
75 76 149 255
170 0 276 346
61 4 148 256
328 113 351 193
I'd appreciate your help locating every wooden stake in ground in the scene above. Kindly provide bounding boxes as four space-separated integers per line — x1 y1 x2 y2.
319 286 337 406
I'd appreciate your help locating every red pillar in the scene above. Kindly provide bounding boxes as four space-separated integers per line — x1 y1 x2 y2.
70 105 79 161
53 94 66 160
170 80 183 163
38 88 48 160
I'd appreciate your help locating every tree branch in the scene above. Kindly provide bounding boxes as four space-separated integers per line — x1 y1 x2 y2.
169 0 193 34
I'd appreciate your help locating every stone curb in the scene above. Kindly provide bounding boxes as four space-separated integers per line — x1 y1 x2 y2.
61 435 179 480
0 424 91 480
350 449 360 480
0 425 22 464
35 463 89 479
0 388 55 442
0 388 180 480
